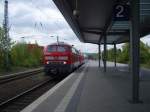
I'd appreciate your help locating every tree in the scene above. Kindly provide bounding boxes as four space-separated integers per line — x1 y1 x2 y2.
107 48 115 61
115 42 150 65
11 42 43 67
140 41 150 64
117 43 129 63
0 27 12 70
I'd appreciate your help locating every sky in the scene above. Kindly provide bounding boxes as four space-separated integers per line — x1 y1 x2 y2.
0 0 149 53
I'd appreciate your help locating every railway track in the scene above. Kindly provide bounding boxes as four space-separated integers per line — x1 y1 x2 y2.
0 77 59 112
0 67 43 84
0 66 76 112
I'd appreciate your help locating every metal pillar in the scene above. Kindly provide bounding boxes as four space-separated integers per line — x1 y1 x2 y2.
128 42 131 72
98 44 101 67
130 0 140 103
3 0 9 70
57 35 59 44
114 43 117 67
103 34 107 72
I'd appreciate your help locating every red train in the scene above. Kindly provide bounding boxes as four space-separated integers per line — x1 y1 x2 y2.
43 42 84 77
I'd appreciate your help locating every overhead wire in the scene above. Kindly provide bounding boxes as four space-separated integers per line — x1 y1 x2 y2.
4 0 71 42
30 0 47 32
30 0 66 38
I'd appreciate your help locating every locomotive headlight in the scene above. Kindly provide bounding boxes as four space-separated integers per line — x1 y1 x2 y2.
46 61 50 64
63 61 67 64
58 56 68 60
45 56 54 60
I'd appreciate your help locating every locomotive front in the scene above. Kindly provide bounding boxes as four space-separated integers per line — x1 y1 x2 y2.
43 43 72 77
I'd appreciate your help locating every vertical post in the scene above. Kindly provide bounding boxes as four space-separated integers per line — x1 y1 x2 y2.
98 44 101 67
128 42 131 72
130 0 140 103
3 0 9 70
57 35 59 44
114 43 116 67
103 34 107 72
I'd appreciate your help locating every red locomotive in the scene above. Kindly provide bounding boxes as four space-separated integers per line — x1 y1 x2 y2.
43 42 84 77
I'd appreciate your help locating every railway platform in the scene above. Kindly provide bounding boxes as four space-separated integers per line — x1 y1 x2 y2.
22 60 150 112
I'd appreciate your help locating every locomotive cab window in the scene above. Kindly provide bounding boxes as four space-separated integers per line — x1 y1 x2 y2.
47 45 68 52
57 46 68 52
72 48 76 54
47 45 57 52
75 49 79 55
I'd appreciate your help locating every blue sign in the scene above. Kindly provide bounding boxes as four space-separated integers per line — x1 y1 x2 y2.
113 4 130 21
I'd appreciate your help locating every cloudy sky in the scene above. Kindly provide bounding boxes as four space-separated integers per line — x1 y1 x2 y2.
0 0 149 53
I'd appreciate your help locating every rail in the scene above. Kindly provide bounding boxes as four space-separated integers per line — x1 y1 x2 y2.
0 78 54 112
0 67 44 84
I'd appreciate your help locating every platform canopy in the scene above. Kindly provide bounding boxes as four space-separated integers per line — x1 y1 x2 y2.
53 0 150 44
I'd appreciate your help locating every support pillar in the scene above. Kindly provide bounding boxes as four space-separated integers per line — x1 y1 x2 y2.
98 44 101 67
103 34 107 72
114 43 117 67
130 0 140 103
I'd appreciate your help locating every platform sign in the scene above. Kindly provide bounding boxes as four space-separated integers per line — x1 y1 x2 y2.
113 4 130 21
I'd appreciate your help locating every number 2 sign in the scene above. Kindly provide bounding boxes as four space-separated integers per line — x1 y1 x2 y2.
113 4 130 21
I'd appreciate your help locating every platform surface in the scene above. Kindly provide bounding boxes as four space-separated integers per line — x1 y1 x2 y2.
22 61 150 112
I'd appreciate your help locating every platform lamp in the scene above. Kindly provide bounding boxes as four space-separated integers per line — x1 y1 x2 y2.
73 0 80 19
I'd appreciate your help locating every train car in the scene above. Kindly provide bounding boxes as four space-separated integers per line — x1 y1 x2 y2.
79 51 85 65
43 42 84 77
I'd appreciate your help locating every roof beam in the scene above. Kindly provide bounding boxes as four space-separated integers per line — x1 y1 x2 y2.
81 27 104 32
83 30 129 35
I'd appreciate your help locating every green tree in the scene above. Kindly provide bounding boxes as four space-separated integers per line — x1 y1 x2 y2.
115 41 150 65
11 42 43 67
0 27 12 70
117 43 129 63
140 41 150 64
107 48 115 61
0 27 4 70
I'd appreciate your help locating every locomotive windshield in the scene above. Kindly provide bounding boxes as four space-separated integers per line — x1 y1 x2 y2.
47 45 57 52
47 45 69 52
57 46 67 52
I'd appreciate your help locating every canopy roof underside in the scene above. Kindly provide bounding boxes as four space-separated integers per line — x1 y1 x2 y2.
53 0 150 44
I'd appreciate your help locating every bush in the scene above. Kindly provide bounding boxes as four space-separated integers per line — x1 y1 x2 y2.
0 50 4 70
11 43 43 68
0 27 12 71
